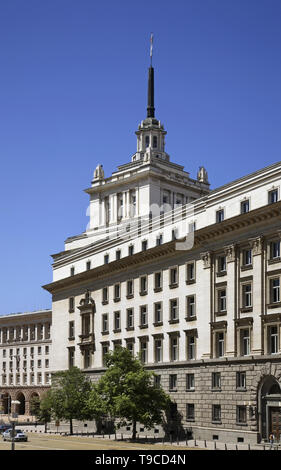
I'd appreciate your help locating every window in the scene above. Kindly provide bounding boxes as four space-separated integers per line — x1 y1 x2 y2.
186 404 195 421
212 372 221 390
104 254 109 264
154 375 161 388
169 374 177 391
212 405 221 423
268 325 278 354
187 335 196 360
114 283 121 301
127 279 134 297
126 341 134 356
170 336 179 361
140 306 148 327
70 266 75 276
116 249 121 260
84 349 91 369
68 348 75 368
102 344 109 367
145 135 150 148
141 240 148 251
240 329 250 356
216 332 225 357
242 284 252 308
236 371 246 390
186 374 195 391
186 295 196 319
86 261 91 271
156 234 163 246
102 287 108 304
154 338 163 363
186 262 195 283
241 199 250 214
102 314 108 333
170 299 179 322
128 245 134 256
217 289 227 313
69 297 75 312
218 255 226 273
140 275 147 295
126 308 134 329
270 278 280 303
269 189 278 204
237 406 247 424
153 135 157 148
114 312 121 332
242 249 252 266
154 272 162 290
140 340 148 363
170 267 178 287
130 191 136 217
45 346 49 355
154 302 162 324
68 321 75 339
117 193 124 220
270 241 280 259
216 209 224 223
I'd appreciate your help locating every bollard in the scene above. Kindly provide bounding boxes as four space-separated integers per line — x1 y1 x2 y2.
109 434 110 440
194 439 197 447
236 444 238 451
225 443 227 451
115 432 117 440
121 433 123 441
177 434 179 445
248 443 250 451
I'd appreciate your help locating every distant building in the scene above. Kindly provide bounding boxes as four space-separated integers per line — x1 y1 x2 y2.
0 310 52 420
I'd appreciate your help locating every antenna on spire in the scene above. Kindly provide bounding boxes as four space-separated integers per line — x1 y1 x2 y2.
150 32 153 66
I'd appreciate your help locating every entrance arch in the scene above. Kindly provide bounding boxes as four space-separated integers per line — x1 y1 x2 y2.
259 375 281 440
16 393 26 415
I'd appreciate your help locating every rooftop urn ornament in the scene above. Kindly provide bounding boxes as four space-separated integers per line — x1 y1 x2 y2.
93 164 104 181
197 166 209 184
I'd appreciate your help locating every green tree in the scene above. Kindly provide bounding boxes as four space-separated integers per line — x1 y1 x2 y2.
30 391 52 432
87 347 171 439
49 366 92 435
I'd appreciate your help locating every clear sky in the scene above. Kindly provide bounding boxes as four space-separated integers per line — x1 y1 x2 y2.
1 0 281 314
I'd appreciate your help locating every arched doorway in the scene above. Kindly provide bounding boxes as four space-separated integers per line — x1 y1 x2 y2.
29 392 40 416
16 393 26 415
259 376 281 440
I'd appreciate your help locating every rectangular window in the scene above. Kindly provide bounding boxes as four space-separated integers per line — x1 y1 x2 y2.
126 279 134 297
154 339 163 363
186 295 196 319
237 406 247 424
126 308 134 329
68 321 75 339
270 241 280 259
240 329 250 356
270 278 280 303
116 249 121 260
169 374 177 391
236 371 246 389
212 405 221 423
102 314 108 333
170 299 179 321
186 262 195 282
170 336 179 361
218 289 227 313
187 336 196 360
104 254 109 264
241 199 250 214
68 348 75 368
186 404 195 421
216 209 224 223
154 302 162 324
156 234 163 246
140 305 148 327
114 312 121 331
140 340 148 363
216 332 225 357
268 325 278 354
140 275 147 295
186 373 195 391
242 284 252 308
269 189 278 204
218 256 226 273
242 249 252 266
102 287 108 304
169 267 178 287
212 372 221 390
142 240 148 251
69 297 75 312
154 272 162 290
86 261 91 271
126 341 134 356
102 345 109 367
70 266 75 276
154 375 161 388
128 245 134 256
114 283 121 301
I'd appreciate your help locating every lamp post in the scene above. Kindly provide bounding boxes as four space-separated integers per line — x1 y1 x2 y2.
10 400 20 451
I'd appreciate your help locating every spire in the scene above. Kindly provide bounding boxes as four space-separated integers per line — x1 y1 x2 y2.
147 33 155 118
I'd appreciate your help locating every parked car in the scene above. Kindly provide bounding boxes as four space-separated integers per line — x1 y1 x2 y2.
0 425 11 434
2 429 28 442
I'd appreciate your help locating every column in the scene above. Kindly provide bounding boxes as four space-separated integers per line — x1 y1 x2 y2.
224 244 236 357
200 251 213 359
250 236 264 355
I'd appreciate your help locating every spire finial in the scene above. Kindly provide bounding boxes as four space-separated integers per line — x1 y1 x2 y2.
147 33 155 118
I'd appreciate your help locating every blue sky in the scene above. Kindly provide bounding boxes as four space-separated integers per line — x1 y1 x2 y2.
0 0 281 314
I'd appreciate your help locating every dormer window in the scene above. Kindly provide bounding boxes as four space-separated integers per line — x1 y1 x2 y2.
153 136 157 148
145 135 150 148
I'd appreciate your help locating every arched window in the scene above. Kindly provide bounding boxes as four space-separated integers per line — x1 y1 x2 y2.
145 136 150 148
153 136 157 148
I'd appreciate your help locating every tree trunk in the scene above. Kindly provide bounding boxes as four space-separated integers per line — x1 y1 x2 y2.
132 419 137 440
70 418 73 435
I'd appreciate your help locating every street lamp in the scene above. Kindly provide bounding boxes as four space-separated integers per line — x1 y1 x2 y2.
10 400 20 451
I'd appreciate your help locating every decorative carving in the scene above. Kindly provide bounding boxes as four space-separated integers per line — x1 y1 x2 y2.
197 166 209 184
201 251 212 269
93 164 104 181
249 236 264 256
224 244 236 263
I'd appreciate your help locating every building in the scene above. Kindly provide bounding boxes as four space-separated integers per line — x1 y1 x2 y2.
0 310 52 420
14 58 280 443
